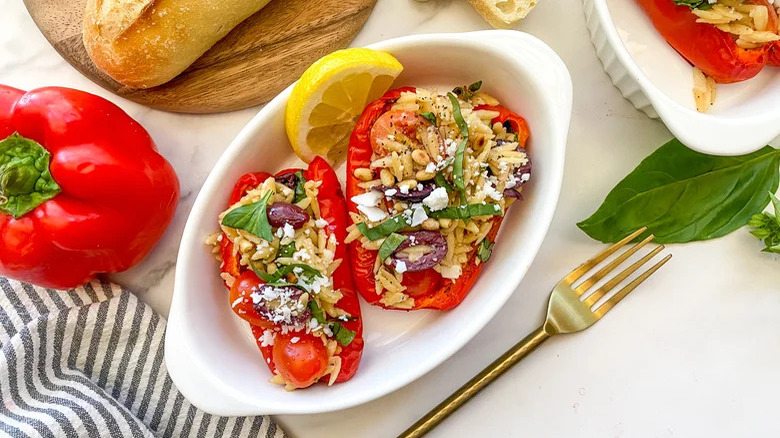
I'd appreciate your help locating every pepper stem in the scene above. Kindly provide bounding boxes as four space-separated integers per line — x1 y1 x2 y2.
0 133 61 219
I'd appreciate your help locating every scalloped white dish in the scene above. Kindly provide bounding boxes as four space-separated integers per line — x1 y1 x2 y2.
584 0 780 155
165 30 571 416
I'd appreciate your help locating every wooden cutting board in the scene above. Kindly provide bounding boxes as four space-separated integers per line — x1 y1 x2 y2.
23 0 377 113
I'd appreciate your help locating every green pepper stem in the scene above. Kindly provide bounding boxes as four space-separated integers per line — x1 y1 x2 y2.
0 133 61 218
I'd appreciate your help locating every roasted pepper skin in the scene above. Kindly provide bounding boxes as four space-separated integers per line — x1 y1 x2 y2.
0 85 179 289
346 88 528 311
636 0 778 83
220 157 363 384
473 104 530 148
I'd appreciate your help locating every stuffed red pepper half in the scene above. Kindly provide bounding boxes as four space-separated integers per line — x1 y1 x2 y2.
206 157 363 390
345 82 532 311
636 0 779 111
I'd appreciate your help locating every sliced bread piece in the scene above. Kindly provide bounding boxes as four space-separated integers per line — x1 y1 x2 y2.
466 0 539 29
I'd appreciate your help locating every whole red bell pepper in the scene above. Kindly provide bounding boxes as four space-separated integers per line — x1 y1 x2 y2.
346 88 527 311
0 85 179 289
636 0 779 83
220 157 363 386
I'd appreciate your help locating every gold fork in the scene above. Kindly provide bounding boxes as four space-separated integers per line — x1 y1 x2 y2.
398 227 671 438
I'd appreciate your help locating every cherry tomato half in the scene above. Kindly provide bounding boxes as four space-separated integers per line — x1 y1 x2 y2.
228 270 272 329
272 332 330 389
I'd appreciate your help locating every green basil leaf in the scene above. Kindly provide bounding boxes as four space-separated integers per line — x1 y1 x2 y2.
249 262 275 283
434 171 455 192
427 203 503 220
477 238 494 263
277 241 296 258
749 192 780 252
420 112 437 126
293 170 307 203
0 133 61 219
357 215 410 240
253 263 322 285
578 139 780 244
308 300 327 324
447 93 469 138
771 192 780 219
672 0 714 9
378 233 407 261
452 138 468 191
332 322 356 347
221 191 274 242
452 81 482 99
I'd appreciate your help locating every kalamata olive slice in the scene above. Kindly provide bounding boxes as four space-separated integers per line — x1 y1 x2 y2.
274 171 299 190
268 202 310 229
381 184 434 203
391 230 448 272
503 188 523 199
253 284 310 326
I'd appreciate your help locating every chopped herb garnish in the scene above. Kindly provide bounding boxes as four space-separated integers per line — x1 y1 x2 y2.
447 92 469 197
452 138 468 191
277 241 296 258
447 92 469 138
249 261 274 282
420 112 438 126
452 81 483 99
477 238 495 263
249 262 321 285
357 215 410 240
427 203 503 220
221 191 274 242
332 322 356 347
672 0 714 9
293 170 307 203
434 171 455 192
309 300 356 346
308 300 327 324
378 233 407 261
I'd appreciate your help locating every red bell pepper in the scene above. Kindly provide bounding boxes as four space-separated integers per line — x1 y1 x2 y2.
0 85 179 289
636 0 779 83
220 157 363 387
473 104 531 148
346 88 525 311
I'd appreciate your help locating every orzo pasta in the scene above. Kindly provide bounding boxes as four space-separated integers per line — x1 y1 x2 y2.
345 83 533 311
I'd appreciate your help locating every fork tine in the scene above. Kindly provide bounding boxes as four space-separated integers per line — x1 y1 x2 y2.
564 227 647 284
583 244 665 307
573 234 655 296
593 253 672 318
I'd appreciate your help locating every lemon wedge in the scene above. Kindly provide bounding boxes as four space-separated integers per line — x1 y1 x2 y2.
285 48 403 164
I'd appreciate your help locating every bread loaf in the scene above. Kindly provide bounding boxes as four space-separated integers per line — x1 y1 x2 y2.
466 0 539 29
83 0 272 89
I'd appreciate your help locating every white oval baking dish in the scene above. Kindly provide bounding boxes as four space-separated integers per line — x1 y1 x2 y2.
584 0 780 155
165 30 571 416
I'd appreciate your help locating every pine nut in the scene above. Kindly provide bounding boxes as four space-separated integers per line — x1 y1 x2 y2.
380 169 395 187
416 170 436 181
398 179 418 190
411 149 431 165
421 218 440 230
353 167 374 181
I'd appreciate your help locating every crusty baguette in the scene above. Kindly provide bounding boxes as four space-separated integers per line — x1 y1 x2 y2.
83 0 272 89
466 0 539 29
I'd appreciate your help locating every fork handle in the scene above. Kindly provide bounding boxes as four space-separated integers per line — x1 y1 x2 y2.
397 326 550 438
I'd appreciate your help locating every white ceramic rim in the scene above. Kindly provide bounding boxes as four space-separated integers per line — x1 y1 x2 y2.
590 0 780 156
166 30 572 415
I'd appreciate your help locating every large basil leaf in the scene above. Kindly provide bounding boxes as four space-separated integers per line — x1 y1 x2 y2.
578 139 780 244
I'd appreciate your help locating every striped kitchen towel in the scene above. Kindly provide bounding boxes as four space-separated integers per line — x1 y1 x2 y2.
0 277 285 438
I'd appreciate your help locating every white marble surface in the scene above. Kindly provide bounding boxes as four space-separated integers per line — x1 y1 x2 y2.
2 0 780 437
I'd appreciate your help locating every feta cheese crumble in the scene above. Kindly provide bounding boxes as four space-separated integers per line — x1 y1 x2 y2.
423 187 449 211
